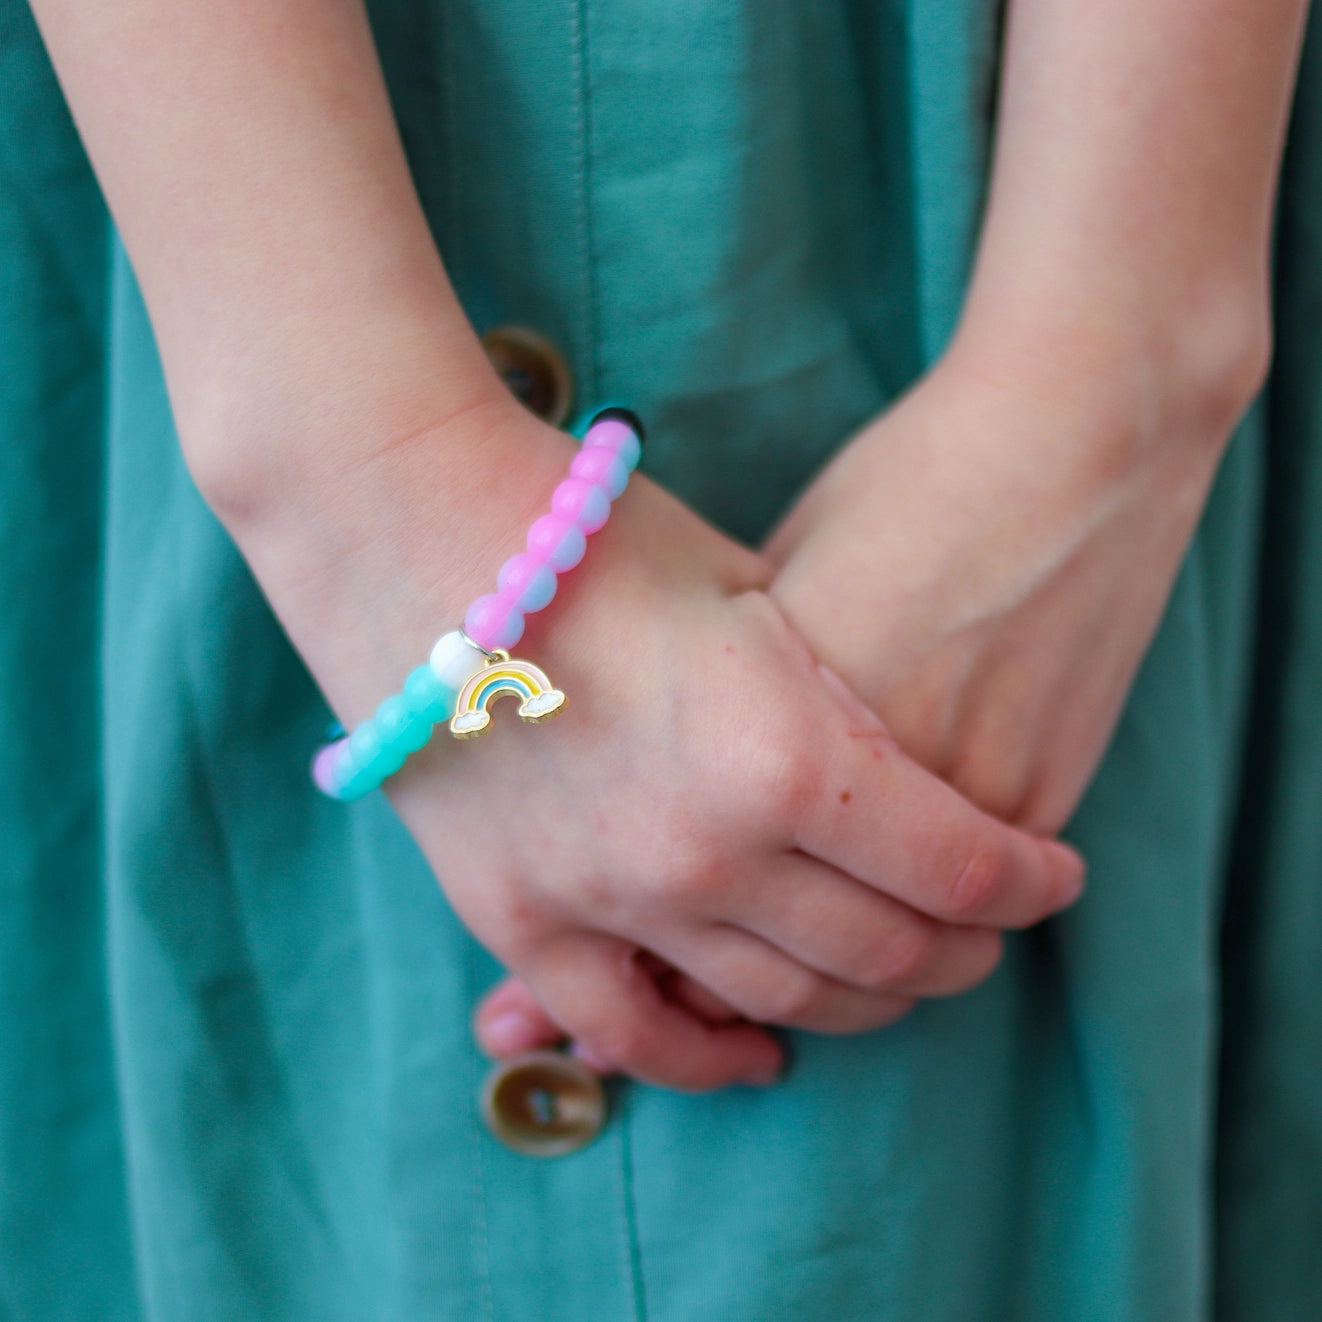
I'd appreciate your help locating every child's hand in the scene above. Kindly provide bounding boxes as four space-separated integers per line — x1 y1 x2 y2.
232 398 1082 1092
412 468 1084 1090
765 336 1253 838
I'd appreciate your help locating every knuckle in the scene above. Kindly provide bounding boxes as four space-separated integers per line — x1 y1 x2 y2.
571 870 617 915
636 812 728 908
745 735 822 826
943 842 1013 921
475 886 559 967
489 890 541 945
655 851 725 908
866 921 940 990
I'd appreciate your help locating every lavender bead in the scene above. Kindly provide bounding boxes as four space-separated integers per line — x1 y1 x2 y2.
496 552 558 613
570 446 629 499
551 477 611 534
526 513 587 572
583 416 641 471
465 593 526 652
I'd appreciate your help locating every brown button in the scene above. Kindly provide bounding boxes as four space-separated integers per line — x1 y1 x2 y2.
480 325 574 426
481 1051 607 1158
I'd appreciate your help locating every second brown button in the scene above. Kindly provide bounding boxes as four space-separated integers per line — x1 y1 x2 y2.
481 325 574 427
481 1051 607 1158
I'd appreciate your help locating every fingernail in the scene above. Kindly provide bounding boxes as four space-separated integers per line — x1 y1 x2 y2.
482 1010 534 1056
570 1041 614 1074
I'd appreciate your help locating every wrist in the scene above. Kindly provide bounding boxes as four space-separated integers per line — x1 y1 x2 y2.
765 338 1240 710
215 394 578 717
309 408 650 797
952 258 1271 473
214 387 768 740
176 300 512 527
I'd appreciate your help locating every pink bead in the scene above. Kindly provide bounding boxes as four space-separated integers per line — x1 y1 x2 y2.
497 552 542 598
582 417 636 453
551 477 611 534
526 513 587 572
464 593 525 652
496 552 557 612
570 446 629 499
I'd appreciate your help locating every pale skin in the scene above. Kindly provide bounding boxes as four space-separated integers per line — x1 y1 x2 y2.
28 0 1307 1087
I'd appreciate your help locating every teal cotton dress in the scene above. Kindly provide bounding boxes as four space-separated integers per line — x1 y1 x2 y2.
2 1 1321 1317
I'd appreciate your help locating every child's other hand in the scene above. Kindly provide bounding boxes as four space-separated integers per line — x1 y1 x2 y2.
475 954 744 1073
765 333 1256 837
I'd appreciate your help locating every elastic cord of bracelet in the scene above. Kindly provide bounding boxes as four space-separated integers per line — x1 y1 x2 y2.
311 406 644 801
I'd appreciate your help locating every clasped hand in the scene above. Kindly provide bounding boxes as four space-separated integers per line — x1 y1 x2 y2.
367 377 1091 1091
469 332 1246 1090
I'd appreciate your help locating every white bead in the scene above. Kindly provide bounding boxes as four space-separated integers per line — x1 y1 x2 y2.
429 629 488 691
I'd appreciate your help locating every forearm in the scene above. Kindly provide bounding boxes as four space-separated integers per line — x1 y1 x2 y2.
28 0 503 497
29 0 589 727
954 0 1309 447
772 0 1311 622
765 3 1311 829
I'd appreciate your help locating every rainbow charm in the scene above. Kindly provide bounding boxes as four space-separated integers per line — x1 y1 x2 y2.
449 652 566 739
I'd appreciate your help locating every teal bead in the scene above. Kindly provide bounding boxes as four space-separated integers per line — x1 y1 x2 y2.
323 748 357 798
376 693 431 753
336 764 379 801
397 719 433 754
376 693 411 737
331 674 444 802
367 743 407 779
347 721 382 768
403 664 455 723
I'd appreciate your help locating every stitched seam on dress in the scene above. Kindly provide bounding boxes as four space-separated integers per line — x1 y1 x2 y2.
570 8 638 1314
440 0 467 306
439 17 491 1311
569 0 602 402
615 1086 649 1322
435 10 491 1318
102 242 159 1317
470 1075 496 1322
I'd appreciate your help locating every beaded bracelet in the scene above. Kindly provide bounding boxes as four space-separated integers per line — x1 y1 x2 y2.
311 406 644 801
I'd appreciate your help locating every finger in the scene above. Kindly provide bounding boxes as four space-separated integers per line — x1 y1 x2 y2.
475 963 747 1073
525 932 785 1091
795 663 1086 928
659 970 745 1023
473 975 567 1058
726 852 1005 998
654 923 916 1035
635 951 744 1022
576 964 743 1072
